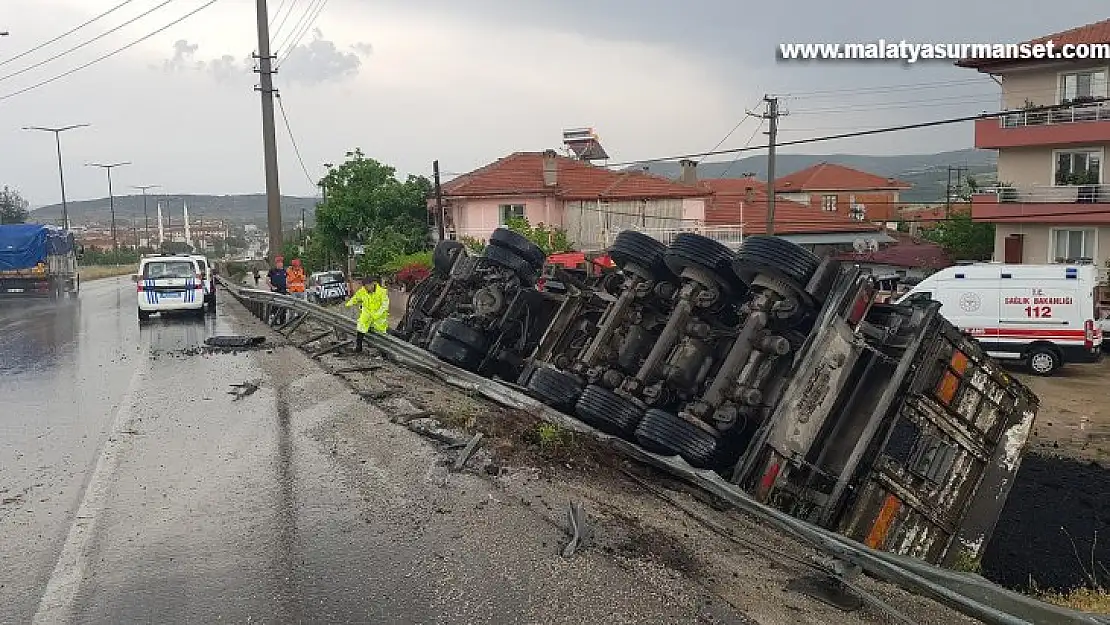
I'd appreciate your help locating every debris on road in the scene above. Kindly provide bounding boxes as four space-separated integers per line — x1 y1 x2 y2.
562 501 591 558
204 335 267 349
452 432 484 472
228 381 260 401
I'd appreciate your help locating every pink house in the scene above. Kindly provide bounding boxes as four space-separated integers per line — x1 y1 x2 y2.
436 150 712 250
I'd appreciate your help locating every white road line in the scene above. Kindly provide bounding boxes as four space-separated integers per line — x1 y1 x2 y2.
32 355 151 625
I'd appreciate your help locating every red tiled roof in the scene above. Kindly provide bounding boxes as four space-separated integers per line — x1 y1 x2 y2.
956 18 1110 70
773 162 911 192
441 152 711 201
833 232 953 269
701 178 882 235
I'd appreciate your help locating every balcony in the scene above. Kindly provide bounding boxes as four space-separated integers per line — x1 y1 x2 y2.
971 184 1110 224
975 101 1110 149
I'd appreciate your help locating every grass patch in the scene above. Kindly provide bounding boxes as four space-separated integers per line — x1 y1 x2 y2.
1035 586 1110 612
79 265 136 281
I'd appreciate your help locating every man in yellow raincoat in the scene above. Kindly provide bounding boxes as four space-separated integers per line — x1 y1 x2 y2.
346 275 389 352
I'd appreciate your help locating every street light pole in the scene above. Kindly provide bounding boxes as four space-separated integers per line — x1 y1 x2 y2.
86 162 130 251
23 124 90 228
132 185 160 250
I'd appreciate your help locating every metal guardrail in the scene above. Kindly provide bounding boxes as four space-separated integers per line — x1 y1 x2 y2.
216 275 1108 625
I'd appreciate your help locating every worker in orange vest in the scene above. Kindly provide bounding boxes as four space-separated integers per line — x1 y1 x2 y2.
287 258 307 300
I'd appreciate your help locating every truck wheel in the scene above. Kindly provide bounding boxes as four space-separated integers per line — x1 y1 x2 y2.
662 233 743 296
490 228 546 269
433 240 465 275
633 408 719 469
436 318 489 352
1027 346 1061 376
574 384 643 436
428 333 481 370
526 366 583 411
732 235 820 290
609 230 672 282
483 245 536 281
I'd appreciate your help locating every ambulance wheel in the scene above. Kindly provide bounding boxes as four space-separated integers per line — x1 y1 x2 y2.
1027 345 1061 376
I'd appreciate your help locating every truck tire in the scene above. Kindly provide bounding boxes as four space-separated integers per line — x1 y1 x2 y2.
436 318 489 352
574 384 643 436
662 233 743 296
732 235 820 290
633 408 719 469
428 333 481 370
433 240 465 275
526 366 583 411
483 245 536 281
1026 345 1061 376
489 228 545 269
608 230 672 281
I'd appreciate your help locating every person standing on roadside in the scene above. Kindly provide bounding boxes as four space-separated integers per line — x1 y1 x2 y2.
287 258 307 300
267 256 288 325
345 275 390 352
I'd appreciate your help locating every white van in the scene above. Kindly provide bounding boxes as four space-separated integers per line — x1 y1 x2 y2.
897 264 1103 375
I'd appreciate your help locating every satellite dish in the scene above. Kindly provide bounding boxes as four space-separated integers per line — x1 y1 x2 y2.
866 238 879 252
853 238 866 253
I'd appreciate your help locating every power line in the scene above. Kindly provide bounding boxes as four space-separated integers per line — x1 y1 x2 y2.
275 93 317 188
695 99 762 165
276 0 328 68
0 0 137 70
783 77 990 97
718 119 765 178
0 0 219 103
0 0 177 85
602 98 1110 168
269 0 298 44
273 0 322 60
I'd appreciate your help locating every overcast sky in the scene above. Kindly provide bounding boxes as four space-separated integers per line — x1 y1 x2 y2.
1 0 1106 206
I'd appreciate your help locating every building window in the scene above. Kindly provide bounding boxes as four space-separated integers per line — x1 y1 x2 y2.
1060 69 1107 104
499 204 525 224
1051 228 1096 263
1054 150 1102 186
821 194 837 211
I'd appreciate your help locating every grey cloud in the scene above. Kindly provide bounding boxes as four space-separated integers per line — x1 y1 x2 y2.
278 29 368 85
207 54 251 83
163 39 202 72
351 42 374 56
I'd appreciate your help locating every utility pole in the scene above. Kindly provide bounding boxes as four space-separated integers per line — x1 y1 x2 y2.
132 184 159 251
23 124 89 228
433 160 446 242
87 162 130 251
253 0 283 262
747 96 784 235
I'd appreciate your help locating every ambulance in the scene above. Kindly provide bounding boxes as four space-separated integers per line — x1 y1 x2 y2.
896 264 1103 375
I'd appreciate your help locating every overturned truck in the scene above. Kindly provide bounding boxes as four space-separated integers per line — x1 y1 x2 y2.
397 228 1039 568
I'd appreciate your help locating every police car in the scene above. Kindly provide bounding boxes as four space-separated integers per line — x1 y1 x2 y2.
134 254 207 321
191 254 217 312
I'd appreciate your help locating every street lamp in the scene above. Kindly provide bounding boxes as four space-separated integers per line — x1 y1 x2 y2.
86 161 130 251
132 184 160 251
23 124 90 228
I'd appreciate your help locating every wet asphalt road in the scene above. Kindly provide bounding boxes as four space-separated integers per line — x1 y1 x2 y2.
0 277 239 624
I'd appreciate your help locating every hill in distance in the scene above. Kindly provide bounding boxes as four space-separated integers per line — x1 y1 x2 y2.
31 194 319 227
631 148 997 204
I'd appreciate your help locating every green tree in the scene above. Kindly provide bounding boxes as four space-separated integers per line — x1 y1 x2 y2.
503 216 571 254
0 186 30 224
921 212 995 261
314 149 432 275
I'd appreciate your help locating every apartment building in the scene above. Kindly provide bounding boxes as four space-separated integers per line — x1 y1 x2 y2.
958 18 1110 276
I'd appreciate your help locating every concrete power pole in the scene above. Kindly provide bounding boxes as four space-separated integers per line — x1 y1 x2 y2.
762 96 782 235
433 160 446 242
23 124 89 228
254 0 283 262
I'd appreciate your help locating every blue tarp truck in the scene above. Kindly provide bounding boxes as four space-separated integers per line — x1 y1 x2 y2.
0 224 81 298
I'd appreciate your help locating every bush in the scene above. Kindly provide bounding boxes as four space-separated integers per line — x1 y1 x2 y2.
382 250 432 274
394 263 431 289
